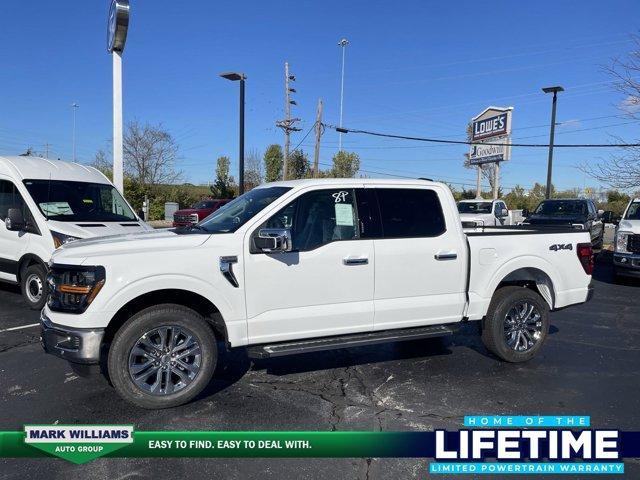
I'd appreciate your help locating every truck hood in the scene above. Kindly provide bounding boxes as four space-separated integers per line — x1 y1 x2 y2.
51 229 210 265
619 219 640 234
45 219 152 238
524 215 586 226
459 214 490 226
173 208 201 216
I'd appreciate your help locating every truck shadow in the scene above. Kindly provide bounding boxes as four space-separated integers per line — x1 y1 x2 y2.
592 250 640 287
195 336 458 401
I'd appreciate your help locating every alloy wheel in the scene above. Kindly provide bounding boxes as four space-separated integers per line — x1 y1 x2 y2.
503 301 543 352
128 326 202 396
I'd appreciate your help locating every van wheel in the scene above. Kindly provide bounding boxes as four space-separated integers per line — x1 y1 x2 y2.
21 264 48 310
481 286 549 363
107 304 217 409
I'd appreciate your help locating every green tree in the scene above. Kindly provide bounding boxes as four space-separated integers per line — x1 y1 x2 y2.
263 144 283 182
210 156 236 198
288 149 310 179
330 150 360 178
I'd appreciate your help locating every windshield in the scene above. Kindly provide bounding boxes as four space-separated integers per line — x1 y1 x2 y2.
23 179 137 222
458 202 492 214
196 187 291 233
534 201 586 216
624 202 640 220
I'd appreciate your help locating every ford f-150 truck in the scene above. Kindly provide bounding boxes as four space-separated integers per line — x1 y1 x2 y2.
457 199 512 227
611 198 640 279
41 179 594 409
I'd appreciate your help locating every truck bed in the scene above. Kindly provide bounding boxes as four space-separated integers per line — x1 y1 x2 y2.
464 225 592 320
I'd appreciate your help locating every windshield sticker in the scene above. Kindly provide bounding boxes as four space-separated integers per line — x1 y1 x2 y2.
335 203 354 226
40 202 74 216
332 191 349 203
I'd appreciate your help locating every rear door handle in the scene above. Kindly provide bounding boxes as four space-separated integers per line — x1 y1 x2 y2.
343 257 369 265
435 251 457 261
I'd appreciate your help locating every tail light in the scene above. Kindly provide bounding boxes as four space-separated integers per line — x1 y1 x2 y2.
577 243 594 275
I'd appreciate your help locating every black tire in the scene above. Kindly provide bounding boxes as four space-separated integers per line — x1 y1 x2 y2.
481 286 549 363
107 304 217 409
21 263 48 310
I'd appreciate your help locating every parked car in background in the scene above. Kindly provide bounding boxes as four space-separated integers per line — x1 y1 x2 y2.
42 179 593 408
457 199 511 227
607 198 640 279
522 199 604 248
0 156 151 309
173 199 232 228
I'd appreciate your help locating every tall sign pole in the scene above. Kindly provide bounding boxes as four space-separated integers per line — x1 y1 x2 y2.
107 0 130 194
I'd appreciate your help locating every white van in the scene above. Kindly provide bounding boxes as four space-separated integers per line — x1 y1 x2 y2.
0 156 151 309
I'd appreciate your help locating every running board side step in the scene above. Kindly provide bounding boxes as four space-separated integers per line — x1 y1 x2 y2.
246 324 459 359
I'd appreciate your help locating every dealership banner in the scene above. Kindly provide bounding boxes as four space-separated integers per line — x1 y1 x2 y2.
1 417 639 472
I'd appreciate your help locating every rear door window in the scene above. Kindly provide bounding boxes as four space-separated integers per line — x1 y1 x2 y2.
376 188 446 238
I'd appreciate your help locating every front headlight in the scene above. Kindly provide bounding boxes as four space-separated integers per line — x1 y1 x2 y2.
51 231 81 249
615 231 630 253
47 265 105 313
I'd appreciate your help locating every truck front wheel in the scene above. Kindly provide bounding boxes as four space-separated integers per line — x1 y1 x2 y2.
107 304 217 409
481 286 549 363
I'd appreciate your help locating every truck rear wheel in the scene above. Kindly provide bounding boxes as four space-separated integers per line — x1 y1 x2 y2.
481 286 549 363
107 304 217 409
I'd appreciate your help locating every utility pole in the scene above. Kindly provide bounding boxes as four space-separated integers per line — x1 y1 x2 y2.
44 143 51 159
542 85 563 199
313 99 324 177
71 102 79 162
338 38 349 152
276 62 301 180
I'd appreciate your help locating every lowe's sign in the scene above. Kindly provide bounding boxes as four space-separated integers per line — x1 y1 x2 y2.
472 113 508 141
469 106 513 164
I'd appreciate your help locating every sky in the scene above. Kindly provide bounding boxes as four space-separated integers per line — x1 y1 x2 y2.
0 0 639 192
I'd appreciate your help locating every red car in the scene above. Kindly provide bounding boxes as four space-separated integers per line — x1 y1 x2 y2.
173 199 232 228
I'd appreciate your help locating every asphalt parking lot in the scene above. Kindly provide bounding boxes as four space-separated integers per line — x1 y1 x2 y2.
1 249 639 479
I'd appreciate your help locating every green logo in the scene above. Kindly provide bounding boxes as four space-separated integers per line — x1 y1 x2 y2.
24 425 134 464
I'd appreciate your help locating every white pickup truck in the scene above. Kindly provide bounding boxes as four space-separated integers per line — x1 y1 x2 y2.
41 179 594 408
457 198 511 227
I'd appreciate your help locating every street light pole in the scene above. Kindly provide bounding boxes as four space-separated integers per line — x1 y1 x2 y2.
542 85 564 199
338 38 349 152
220 72 247 195
107 0 130 195
71 102 79 162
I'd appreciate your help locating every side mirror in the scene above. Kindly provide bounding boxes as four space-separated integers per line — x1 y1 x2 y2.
602 211 613 223
499 208 508 217
254 228 293 253
5 208 25 231
521 208 530 218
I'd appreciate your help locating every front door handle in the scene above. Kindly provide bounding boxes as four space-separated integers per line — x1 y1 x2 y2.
435 251 457 261
343 257 369 265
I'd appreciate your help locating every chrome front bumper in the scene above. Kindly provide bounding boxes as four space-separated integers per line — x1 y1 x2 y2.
40 311 104 364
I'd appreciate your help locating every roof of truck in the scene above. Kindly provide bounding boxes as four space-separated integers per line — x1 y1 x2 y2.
0 156 109 183
260 178 441 188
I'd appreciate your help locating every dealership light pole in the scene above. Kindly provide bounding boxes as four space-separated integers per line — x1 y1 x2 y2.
220 72 246 195
338 38 349 151
107 0 130 195
71 102 79 162
542 85 563 199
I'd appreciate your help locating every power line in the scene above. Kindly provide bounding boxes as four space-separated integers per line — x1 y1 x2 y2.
324 124 640 148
